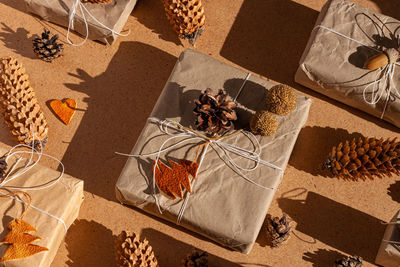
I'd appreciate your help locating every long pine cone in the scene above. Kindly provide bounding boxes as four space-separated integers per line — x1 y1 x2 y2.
162 0 205 44
0 57 48 148
324 137 400 180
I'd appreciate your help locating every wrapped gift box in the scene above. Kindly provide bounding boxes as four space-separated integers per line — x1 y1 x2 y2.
25 0 137 45
116 49 311 254
296 0 400 127
0 146 84 266
375 210 400 267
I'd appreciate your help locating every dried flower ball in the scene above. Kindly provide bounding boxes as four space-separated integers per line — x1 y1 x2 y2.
266 84 297 115
250 110 278 136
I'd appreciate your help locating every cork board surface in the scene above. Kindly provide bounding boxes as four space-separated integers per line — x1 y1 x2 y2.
0 0 398 266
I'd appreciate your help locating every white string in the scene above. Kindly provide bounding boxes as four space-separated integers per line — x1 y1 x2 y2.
0 130 67 232
116 118 283 218
67 0 130 46
382 239 400 244
314 25 400 118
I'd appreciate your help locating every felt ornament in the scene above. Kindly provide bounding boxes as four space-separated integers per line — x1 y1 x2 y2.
49 99 77 125
154 159 200 199
0 191 48 262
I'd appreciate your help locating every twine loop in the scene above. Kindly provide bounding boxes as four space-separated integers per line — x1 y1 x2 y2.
67 0 130 46
116 118 283 223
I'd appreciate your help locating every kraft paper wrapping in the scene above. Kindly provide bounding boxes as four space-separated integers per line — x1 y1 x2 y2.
375 210 400 267
116 49 311 254
0 147 84 267
25 0 137 45
295 0 400 128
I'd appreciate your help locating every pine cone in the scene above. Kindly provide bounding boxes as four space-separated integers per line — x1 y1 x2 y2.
0 156 7 180
265 213 292 247
33 29 64 63
162 0 205 44
193 89 237 136
81 0 112 4
115 231 158 267
334 255 363 267
0 57 49 149
182 249 209 267
324 137 400 180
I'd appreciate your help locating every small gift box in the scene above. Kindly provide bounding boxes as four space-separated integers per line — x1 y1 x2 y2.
375 210 400 267
296 0 400 127
0 146 84 266
25 0 137 45
116 49 311 254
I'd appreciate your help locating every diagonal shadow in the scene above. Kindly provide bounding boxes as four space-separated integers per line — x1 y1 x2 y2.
65 219 116 267
62 41 177 201
132 0 182 46
0 23 36 60
278 191 385 264
288 126 364 176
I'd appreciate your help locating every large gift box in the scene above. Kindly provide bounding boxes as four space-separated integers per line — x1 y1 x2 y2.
295 0 400 127
375 210 400 267
25 0 137 45
0 146 84 266
116 49 311 254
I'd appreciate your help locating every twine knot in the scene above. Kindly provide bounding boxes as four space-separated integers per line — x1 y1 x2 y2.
384 48 399 65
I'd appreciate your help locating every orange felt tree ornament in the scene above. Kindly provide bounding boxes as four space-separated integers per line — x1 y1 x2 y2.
0 191 48 262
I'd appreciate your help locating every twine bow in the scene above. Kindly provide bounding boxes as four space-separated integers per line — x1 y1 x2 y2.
0 132 67 231
315 24 400 119
68 0 130 46
116 118 283 223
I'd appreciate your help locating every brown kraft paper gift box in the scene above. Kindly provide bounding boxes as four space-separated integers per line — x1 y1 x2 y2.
0 146 84 266
115 49 311 254
375 210 400 267
295 0 400 128
25 0 137 45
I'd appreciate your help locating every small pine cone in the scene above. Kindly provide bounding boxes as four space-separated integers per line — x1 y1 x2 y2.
324 137 400 180
266 213 293 247
81 0 112 4
193 89 237 136
0 57 49 149
0 156 7 180
115 231 158 267
33 29 64 63
334 255 363 267
182 249 209 267
162 0 205 44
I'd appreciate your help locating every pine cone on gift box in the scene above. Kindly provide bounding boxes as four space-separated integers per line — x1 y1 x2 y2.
193 88 237 136
81 0 113 4
0 57 49 149
334 255 363 267
182 249 209 267
162 0 205 44
32 29 64 63
265 213 293 248
324 137 400 180
115 231 158 267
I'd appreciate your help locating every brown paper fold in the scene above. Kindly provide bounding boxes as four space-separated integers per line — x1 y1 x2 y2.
0 146 84 267
375 210 400 267
25 0 137 45
116 50 311 254
295 0 400 127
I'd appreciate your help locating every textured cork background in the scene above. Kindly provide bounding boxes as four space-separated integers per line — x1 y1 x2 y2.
0 0 399 266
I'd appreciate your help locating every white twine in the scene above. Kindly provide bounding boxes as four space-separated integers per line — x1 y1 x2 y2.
116 117 283 221
67 0 130 46
0 131 67 232
314 25 400 118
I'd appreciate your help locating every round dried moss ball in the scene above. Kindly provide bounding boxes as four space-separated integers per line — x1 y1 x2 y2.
266 84 297 115
250 110 279 136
